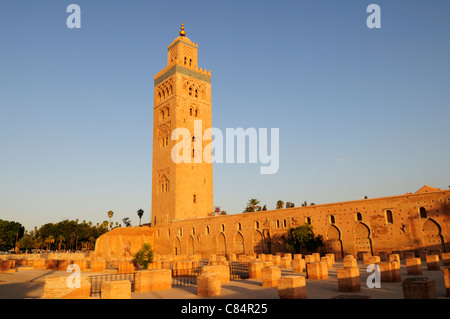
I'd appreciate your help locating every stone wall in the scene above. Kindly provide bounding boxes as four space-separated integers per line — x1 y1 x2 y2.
95 186 450 259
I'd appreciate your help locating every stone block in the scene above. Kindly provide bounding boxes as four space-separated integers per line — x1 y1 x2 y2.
283 253 292 261
337 267 360 292
294 254 302 260
392 262 401 282
101 280 131 299
134 269 172 293
406 258 422 275
197 273 221 297
442 253 450 267
312 253 320 262
280 257 291 269
278 275 306 299
261 266 281 287
343 256 357 268
378 262 393 282
362 253 372 264
304 255 315 264
41 276 91 299
272 255 281 266
402 277 437 299
326 253 335 264
249 262 264 279
426 255 440 270
307 262 328 280
293 258 306 273
443 268 450 297
389 254 400 264
33 259 46 270
321 256 333 269
368 256 380 265
200 265 230 283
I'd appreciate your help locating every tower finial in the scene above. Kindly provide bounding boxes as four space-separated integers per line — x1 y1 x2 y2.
180 22 186 37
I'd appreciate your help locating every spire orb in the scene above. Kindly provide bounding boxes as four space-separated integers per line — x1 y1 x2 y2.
180 23 186 37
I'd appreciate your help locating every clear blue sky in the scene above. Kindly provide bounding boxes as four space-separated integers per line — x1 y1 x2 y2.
1 0 449 232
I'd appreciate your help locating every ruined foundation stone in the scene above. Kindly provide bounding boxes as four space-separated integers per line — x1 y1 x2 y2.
307 261 328 280
426 255 440 270
337 267 361 292
402 277 437 299
134 269 171 293
278 275 306 299
406 258 422 275
101 280 131 299
197 273 221 297
261 266 281 287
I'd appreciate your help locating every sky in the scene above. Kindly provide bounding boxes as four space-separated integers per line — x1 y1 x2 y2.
0 0 449 232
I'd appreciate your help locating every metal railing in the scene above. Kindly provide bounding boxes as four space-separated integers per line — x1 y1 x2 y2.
88 272 136 297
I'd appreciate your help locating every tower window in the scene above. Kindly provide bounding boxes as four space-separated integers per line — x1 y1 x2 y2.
221 224 225 232
190 107 193 116
419 207 427 219
330 215 336 224
206 225 210 235
195 89 198 98
195 109 198 117
189 87 192 95
386 210 394 224
184 57 187 65
189 58 192 66
193 194 197 203
255 221 260 229
237 223 241 231
356 212 362 221
306 217 311 225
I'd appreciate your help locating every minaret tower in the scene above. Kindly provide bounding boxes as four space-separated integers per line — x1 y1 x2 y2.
151 24 213 225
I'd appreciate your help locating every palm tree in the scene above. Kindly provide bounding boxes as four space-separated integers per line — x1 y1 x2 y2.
58 235 65 252
244 198 260 213
137 209 144 226
107 210 114 229
45 235 55 252
276 200 284 209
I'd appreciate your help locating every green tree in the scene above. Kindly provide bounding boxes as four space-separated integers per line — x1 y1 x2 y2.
286 224 323 254
107 211 114 229
243 198 260 213
123 218 132 227
133 243 154 269
137 209 144 226
18 234 35 251
0 219 25 251
276 200 284 209
45 235 55 252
